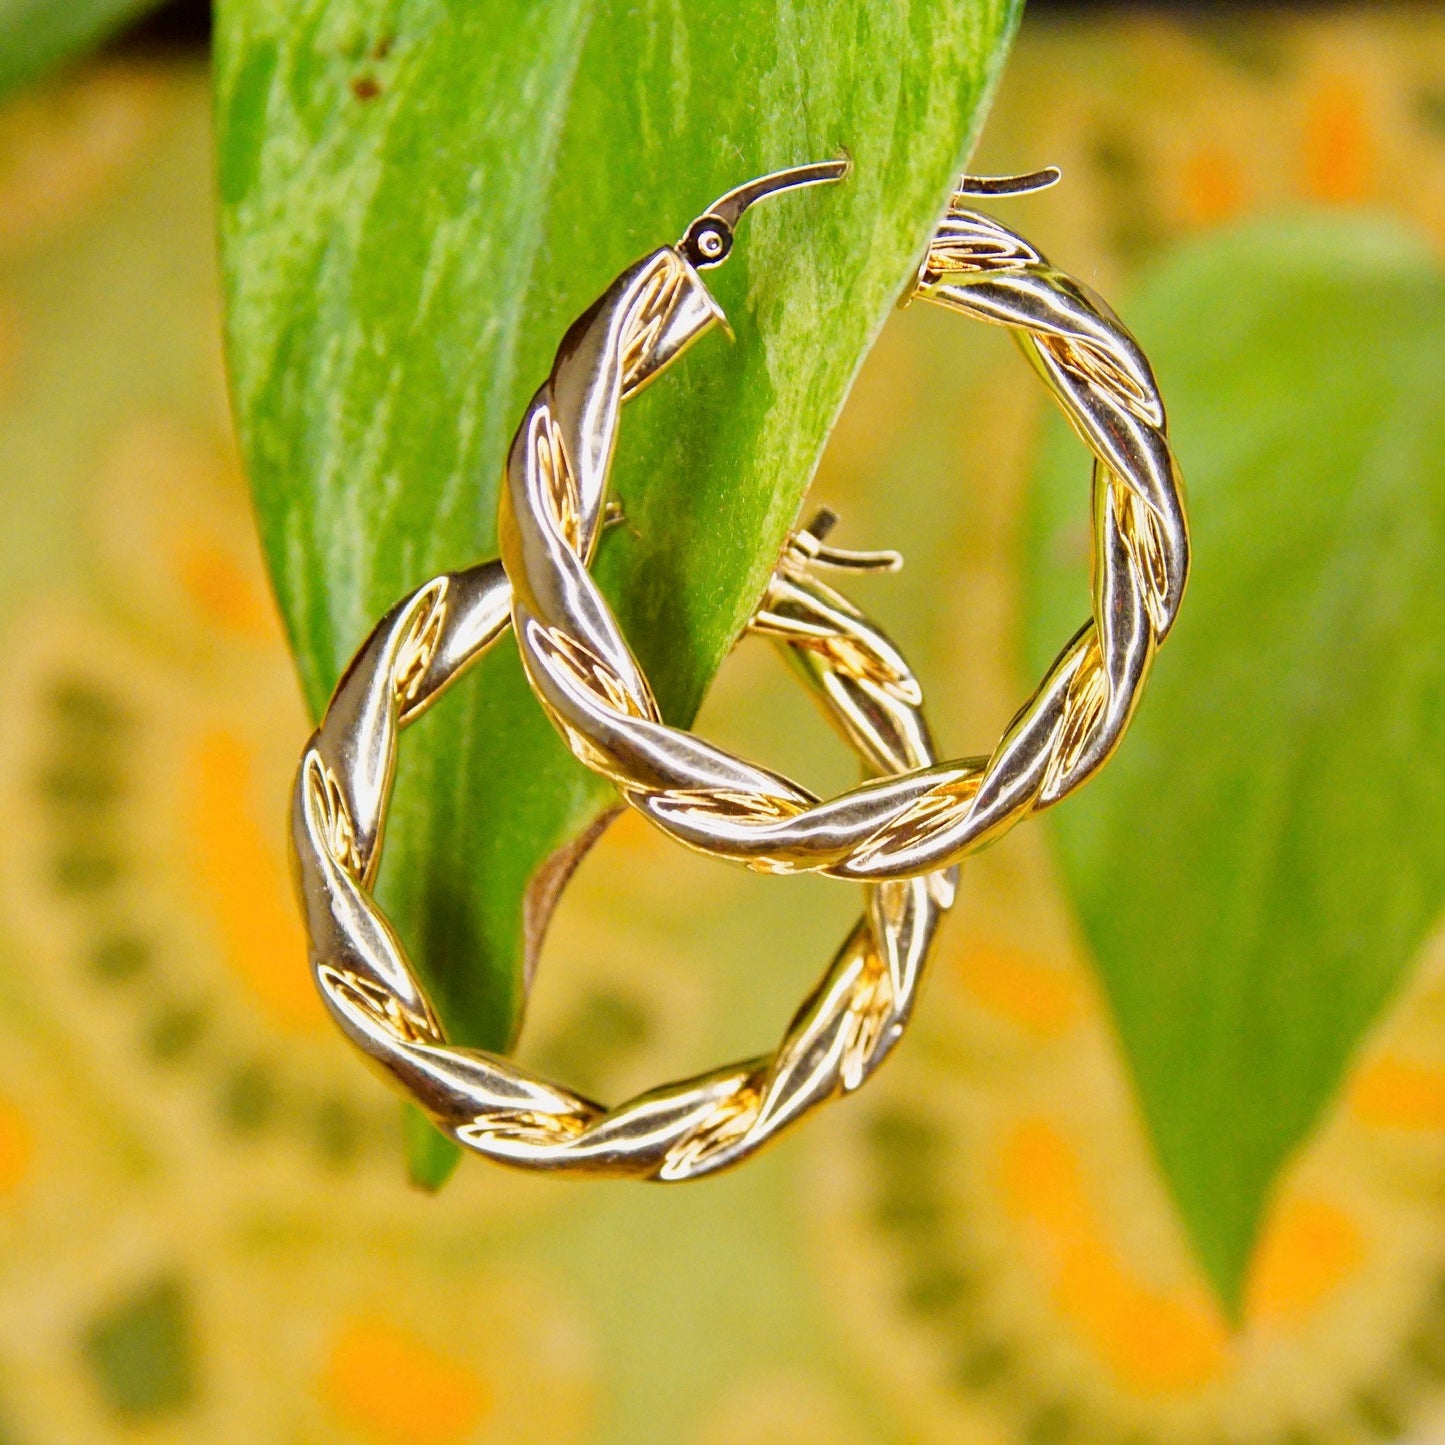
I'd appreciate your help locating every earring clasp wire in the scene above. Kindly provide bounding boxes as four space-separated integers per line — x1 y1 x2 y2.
954 165 1061 197
680 156 851 269
787 507 903 574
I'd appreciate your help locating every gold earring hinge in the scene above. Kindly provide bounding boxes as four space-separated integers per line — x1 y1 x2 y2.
679 156 851 269
786 507 903 575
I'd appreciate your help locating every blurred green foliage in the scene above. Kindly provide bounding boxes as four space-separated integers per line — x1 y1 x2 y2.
1027 214 1445 1314
0 0 162 100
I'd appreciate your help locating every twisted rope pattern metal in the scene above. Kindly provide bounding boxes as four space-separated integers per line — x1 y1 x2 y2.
501 192 1189 880
290 239 955 1179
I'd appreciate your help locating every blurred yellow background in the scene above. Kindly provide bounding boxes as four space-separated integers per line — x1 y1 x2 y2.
3 7 1445 1443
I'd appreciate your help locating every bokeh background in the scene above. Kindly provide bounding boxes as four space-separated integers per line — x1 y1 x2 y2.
3 4 1445 1442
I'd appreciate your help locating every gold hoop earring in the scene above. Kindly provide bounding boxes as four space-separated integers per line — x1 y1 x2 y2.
500 166 1189 881
291 163 959 1179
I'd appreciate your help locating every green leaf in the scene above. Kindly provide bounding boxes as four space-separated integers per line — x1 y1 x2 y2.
216 0 1022 1182
1025 215 1445 1315
0 0 165 101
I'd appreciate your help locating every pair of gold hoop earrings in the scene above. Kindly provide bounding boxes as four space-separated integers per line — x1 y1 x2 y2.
291 160 1189 1181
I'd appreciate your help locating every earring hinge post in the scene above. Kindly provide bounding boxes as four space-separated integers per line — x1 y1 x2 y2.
680 156 851 269
704 157 851 230
955 166 1061 197
790 507 902 574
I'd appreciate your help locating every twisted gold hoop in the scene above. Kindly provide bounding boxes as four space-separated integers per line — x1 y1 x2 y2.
501 168 1189 881
290 160 960 1179
291 524 953 1179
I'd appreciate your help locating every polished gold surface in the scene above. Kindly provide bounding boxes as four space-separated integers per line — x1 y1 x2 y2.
294 160 1185 1178
501 170 1189 880
291 163 958 1179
